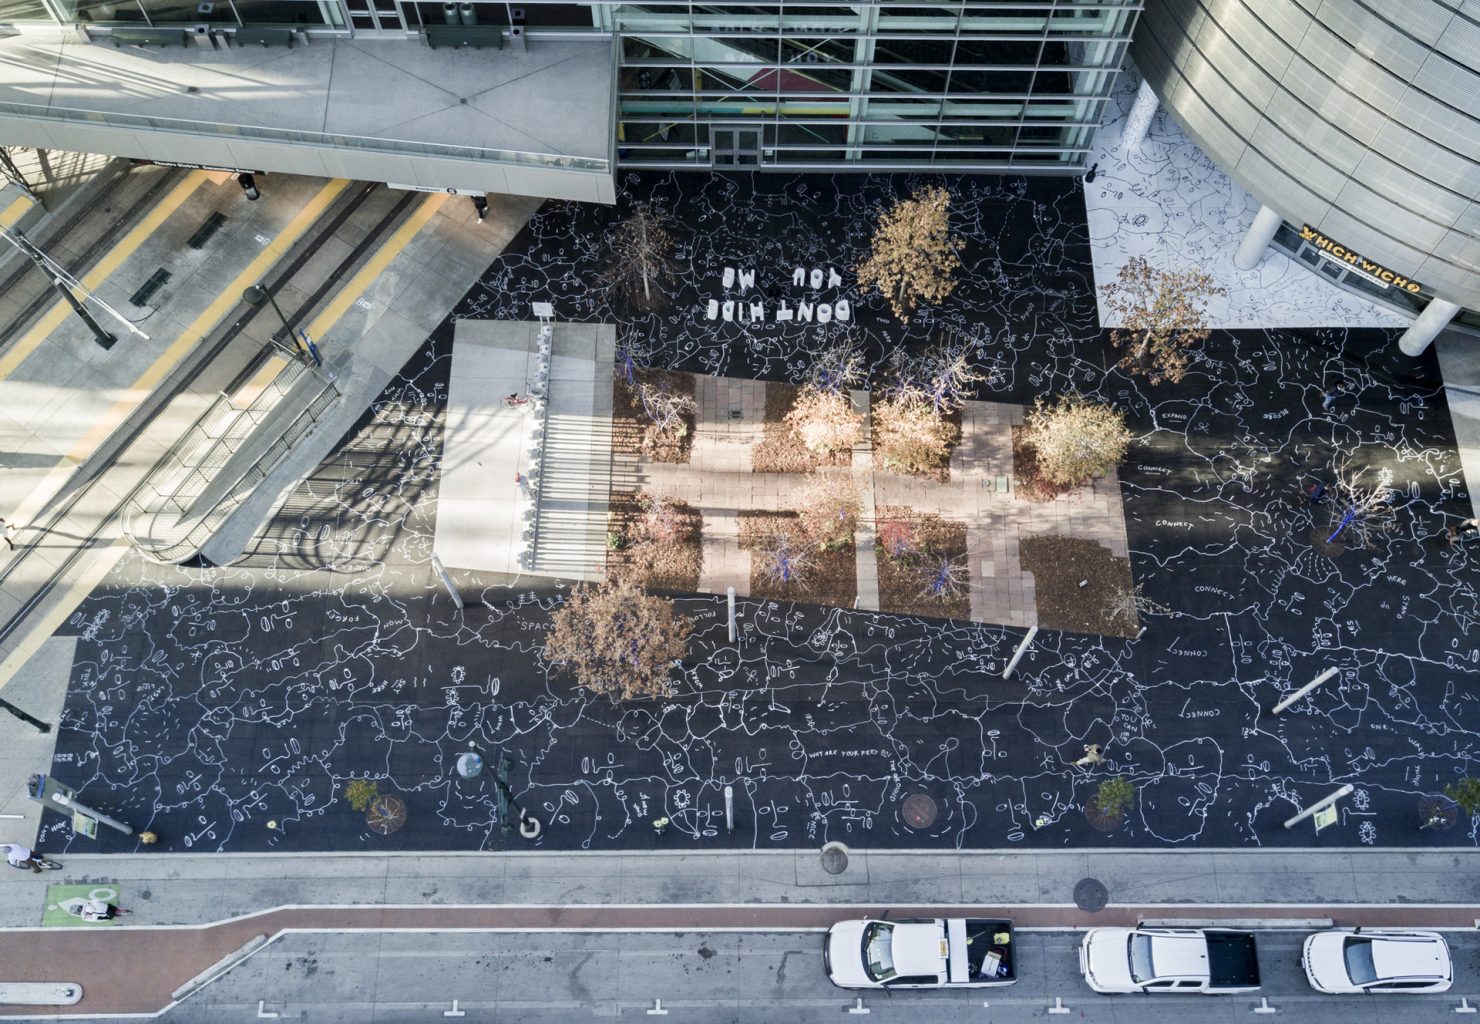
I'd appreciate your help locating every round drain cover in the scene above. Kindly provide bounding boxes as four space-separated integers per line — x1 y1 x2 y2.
820 841 850 875
902 793 938 829
1074 877 1109 913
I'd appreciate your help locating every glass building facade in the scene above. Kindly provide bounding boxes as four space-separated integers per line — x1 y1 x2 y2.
0 0 1139 174
602 2 1138 171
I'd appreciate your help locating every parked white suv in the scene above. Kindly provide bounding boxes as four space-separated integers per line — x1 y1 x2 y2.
1301 928 1452 994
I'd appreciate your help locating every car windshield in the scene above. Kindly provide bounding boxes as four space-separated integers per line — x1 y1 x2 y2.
1129 934 1155 983
1343 938 1377 985
863 922 896 982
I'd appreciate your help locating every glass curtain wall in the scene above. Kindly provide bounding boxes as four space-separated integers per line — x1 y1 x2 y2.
606 1 1138 171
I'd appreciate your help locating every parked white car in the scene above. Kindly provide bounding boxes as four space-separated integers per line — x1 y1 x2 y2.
824 917 1017 989
1301 928 1452 994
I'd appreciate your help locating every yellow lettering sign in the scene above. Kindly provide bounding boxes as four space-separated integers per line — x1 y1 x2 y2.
1297 225 1424 295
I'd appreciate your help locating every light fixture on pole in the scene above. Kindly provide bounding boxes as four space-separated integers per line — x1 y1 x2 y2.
242 282 310 362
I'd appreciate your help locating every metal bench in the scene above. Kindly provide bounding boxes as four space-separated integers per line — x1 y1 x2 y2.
111 27 188 48
425 24 504 50
234 26 295 47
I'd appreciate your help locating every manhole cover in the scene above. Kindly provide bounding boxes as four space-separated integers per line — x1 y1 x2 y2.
1074 877 1109 913
820 842 849 875
901 793 938 829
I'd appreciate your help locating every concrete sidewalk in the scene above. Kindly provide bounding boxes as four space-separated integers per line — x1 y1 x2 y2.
0 848 1474 930
0 848 1474 1018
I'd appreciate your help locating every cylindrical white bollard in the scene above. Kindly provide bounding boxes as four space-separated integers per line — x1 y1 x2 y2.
727 586 736 642
1002 626 1039 679
724 784 734 833
1272 667 1338 714
1283 784 1354 829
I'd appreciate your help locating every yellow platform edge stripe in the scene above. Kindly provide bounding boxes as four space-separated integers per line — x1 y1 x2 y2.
303 192 449 345
4 178 352 534
0 170 210 383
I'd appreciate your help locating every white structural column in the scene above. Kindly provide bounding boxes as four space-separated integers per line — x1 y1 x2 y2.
844 5 880 161
1119 78 1158 151
1234 204 1284 271
1399 298 1461 357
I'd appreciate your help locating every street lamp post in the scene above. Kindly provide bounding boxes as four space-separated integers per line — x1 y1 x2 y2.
243 282 317 365
457 744 542 840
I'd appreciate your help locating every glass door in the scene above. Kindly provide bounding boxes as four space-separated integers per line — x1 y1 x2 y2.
711 126 763 168
343 0 408 35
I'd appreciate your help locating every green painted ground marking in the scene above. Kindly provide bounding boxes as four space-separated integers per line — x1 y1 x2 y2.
42 883 122 927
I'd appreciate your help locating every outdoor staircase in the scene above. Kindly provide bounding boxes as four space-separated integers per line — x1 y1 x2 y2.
122 356 340 564
520 327 614 581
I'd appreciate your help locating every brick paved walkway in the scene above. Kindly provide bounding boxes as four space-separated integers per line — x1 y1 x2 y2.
625 375 1131 628
2 901 1473 1017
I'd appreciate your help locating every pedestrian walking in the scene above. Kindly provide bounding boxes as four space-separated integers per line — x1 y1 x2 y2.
1307 481 1327 505
1321 381 1348 411
0 518 16 550
1448 517 1480 545
236 172 260 201
472 195 489 222
3 842 42 872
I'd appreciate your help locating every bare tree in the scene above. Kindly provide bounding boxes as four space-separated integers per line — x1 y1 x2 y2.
919 554 968 601
806 340 865 396
856 185 963 322
910 336 984 414
1020 392 1131 488
1327 463 1398 550
543 572 692 701
615 335 654 386
603 204 679 312
1101 256 1225 385
757 531 809 588
798 472 860 549
637 379 697 439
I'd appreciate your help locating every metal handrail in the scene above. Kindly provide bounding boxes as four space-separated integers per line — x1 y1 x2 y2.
0 99 610 174
123 359 341 563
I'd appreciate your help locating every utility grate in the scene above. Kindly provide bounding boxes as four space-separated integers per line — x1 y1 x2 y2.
128 268 172 307
187 211 227 249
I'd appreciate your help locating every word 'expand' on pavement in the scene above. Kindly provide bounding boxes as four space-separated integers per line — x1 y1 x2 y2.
47 172 1478 855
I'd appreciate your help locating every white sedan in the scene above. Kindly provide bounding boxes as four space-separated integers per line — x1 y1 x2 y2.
1301 928 1452 994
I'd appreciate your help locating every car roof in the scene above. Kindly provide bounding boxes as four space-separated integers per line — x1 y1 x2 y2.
1368 934 1449 981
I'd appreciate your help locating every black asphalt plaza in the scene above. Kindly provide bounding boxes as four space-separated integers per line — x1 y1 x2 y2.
47 173 1480 855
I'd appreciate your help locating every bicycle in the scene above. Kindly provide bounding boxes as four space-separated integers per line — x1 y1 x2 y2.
10 856 62 871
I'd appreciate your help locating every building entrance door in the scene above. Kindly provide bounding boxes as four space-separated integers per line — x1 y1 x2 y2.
343 0 410 36
711 126 763 168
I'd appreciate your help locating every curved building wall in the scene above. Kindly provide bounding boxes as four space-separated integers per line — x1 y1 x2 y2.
1133 0 1480 313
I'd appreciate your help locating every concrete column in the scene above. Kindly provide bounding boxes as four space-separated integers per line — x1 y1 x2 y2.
1119 78 1158 151
1234 204 1284 271
1398 298 1460 357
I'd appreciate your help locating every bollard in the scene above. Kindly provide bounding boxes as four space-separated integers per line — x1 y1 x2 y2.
1002 626 1038 679
1272 667 1338 714
724 784 734 833
1283 784 1354 829
727 586 737 642
431 553 465 612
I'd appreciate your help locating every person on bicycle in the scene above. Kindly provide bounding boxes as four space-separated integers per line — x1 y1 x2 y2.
3 842 43 873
